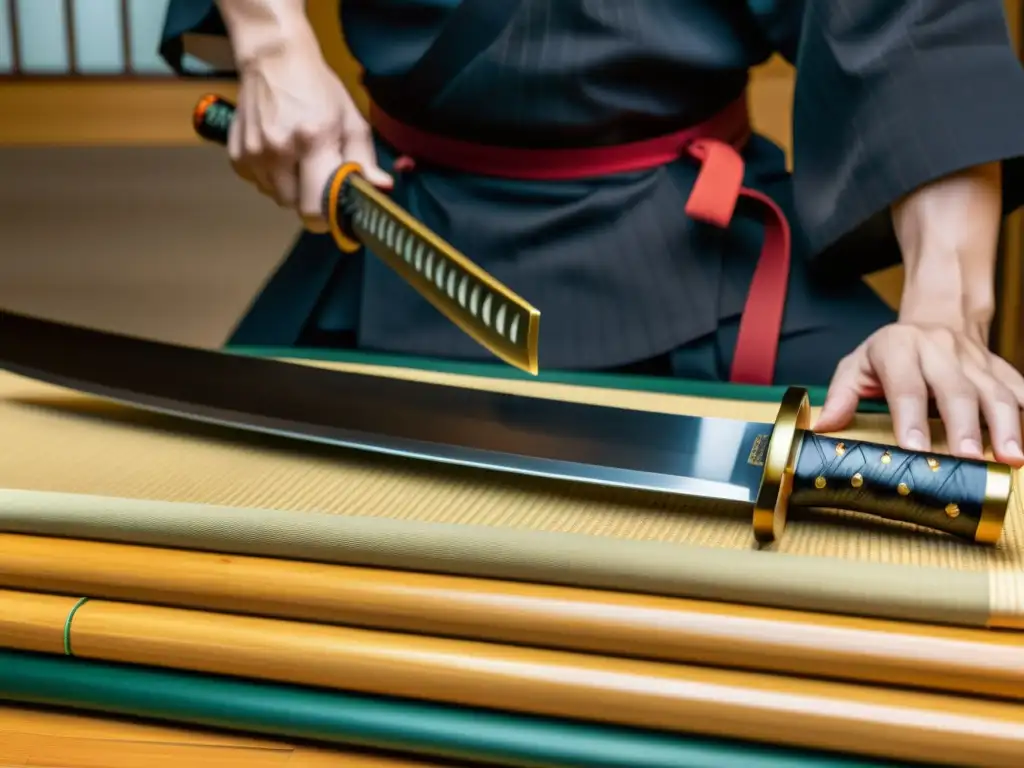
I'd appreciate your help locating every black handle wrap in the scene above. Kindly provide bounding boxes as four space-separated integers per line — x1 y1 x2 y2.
789 433 991 540
194 95 234 146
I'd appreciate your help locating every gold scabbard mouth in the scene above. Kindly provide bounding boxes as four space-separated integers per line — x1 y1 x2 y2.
326 163 365 253
977 464 1015 545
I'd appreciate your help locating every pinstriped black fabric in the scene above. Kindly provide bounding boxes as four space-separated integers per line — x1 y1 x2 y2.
349 0 1024 372
356 0 765 369
161 0 1024 377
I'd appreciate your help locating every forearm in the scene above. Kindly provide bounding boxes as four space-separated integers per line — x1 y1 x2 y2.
892 162 1002 343
214 0 315 65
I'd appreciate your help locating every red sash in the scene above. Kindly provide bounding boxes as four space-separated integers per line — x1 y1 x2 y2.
369 94 791 385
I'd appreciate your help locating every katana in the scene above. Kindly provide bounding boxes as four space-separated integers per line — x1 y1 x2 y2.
193 95 541 376
0 309 1011 545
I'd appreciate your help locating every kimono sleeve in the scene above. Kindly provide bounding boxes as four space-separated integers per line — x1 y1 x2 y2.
159 0 236 76
761 0 1024 274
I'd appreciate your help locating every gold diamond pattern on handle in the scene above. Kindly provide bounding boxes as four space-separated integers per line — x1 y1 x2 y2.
346 176 541 375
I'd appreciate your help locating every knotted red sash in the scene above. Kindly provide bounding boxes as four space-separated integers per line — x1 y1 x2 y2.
370 95 791 385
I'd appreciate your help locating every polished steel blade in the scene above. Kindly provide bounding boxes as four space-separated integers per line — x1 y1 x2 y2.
0 311 768 504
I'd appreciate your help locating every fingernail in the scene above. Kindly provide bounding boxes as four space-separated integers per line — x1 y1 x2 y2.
1005 440 1024 459
905 430 927 451
960 438 983 457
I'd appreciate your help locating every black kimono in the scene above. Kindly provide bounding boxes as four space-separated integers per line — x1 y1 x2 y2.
162 0 1024 385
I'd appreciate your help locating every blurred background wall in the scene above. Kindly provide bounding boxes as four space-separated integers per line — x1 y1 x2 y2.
0 0 1020 366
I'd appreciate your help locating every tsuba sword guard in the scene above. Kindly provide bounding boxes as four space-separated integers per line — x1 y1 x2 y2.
752 387 810 544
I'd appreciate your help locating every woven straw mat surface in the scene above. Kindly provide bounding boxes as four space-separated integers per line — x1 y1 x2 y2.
0 361 1020 573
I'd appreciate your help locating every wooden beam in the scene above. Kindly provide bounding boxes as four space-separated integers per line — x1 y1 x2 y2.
0 79 238 146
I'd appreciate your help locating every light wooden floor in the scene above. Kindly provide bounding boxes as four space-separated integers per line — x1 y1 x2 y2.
0 143 296 348
0 704 439 767
0 80 301 348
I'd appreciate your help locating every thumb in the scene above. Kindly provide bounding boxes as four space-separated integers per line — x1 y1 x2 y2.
297 142 346 232
814 352 870 433
341 131 394 190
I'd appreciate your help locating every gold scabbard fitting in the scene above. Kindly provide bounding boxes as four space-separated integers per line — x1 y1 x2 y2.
976 464 1014 545
752 386 810 544
326 162 364 254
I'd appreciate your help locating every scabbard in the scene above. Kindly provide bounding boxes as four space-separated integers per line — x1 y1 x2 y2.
0 532 1021 702
2 588 1024 767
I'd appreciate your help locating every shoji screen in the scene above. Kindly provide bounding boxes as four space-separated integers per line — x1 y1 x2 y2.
0 0 174 76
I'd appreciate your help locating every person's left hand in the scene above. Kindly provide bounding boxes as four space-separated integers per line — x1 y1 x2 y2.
814 321 1024 467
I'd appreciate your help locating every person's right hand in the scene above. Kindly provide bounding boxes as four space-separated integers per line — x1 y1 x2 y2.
228 36 393 233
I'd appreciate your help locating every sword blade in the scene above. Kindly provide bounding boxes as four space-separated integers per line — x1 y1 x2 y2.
345 175 541 375
0 311 766 505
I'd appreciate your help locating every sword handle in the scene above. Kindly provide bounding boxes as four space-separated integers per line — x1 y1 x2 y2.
191 93 542 375
789 433 1012 544
190 94 363 252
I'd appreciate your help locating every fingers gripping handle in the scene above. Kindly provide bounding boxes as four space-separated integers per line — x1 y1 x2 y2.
789 433 1011 544
191 93 362 253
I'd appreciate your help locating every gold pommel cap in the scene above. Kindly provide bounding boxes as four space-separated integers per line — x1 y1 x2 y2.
977 465 1015 545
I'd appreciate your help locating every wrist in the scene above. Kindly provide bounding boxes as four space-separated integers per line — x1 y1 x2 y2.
899 247 995 341
891 162 1001 341
215 0 315 66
